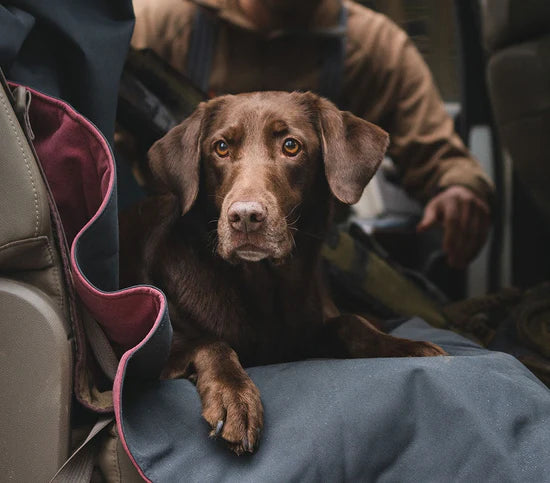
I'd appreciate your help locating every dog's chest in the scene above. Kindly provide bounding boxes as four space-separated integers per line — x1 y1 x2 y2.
228 262 325 364
177 258 322 363
162 237 326 364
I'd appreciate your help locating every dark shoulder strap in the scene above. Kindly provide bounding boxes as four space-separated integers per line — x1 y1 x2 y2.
186 6 220 93
318 4 348 105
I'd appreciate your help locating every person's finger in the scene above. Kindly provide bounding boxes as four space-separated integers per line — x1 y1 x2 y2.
469 207 491 261
452 200 492 268
475 196 491 219
442 199 461 264
417 199 441 232
448 197 474 267
453 206 481 268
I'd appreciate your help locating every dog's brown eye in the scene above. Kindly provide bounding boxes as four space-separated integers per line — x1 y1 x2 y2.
282 138 301 156
214 140 230 157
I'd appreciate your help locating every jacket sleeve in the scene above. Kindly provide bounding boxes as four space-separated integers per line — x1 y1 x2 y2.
347 10 494 205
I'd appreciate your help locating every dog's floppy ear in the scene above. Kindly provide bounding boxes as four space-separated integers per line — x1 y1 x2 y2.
317 97 389 204
148 103 206 215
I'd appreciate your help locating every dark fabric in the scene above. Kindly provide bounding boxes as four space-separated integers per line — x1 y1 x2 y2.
120 319 550 482
318 3 347 105
0 0 134 144
0 6 35 63
186 6 219 93
76 182 120 293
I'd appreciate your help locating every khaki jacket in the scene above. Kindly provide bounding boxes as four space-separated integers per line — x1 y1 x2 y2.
132 0 494 203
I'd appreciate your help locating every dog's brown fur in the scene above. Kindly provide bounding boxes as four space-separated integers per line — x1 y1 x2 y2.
119 91 446 455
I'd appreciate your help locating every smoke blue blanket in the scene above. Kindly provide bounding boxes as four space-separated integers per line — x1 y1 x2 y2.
121 318 550 482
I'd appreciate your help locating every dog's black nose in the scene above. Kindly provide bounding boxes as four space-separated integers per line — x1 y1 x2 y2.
228 202 266 232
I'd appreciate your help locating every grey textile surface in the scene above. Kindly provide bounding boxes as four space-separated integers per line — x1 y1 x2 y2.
121 318 550 482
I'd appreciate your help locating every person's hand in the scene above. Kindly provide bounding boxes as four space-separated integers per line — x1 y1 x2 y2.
416 186 491 269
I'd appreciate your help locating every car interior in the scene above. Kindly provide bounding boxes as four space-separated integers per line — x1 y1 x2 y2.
1 0 549 481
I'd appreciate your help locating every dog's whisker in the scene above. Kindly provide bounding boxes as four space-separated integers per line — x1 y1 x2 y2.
290 231 297 249
287 215 301 229
285 203 302 222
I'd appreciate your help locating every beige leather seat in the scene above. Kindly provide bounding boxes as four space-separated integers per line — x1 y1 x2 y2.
0 81 72 481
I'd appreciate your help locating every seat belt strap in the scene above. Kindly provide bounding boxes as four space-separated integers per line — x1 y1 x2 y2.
82 309 119 382
49 416 114 483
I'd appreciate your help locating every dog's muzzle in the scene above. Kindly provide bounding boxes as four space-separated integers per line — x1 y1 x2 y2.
217 198 292 263
228 201 267 233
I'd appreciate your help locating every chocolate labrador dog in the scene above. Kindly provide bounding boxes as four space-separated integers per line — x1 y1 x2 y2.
119 91 446 455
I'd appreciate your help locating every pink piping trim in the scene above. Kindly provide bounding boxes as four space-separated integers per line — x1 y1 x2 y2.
113 291 166 483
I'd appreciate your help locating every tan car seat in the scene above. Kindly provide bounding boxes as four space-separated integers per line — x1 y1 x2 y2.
0 76 72 481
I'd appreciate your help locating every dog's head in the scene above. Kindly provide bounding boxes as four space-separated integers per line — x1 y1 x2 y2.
148 91 389 263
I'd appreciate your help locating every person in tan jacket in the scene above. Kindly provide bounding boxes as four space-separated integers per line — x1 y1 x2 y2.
131 0 494 270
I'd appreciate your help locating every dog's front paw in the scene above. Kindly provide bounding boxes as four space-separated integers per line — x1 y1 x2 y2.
199 375 264 455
